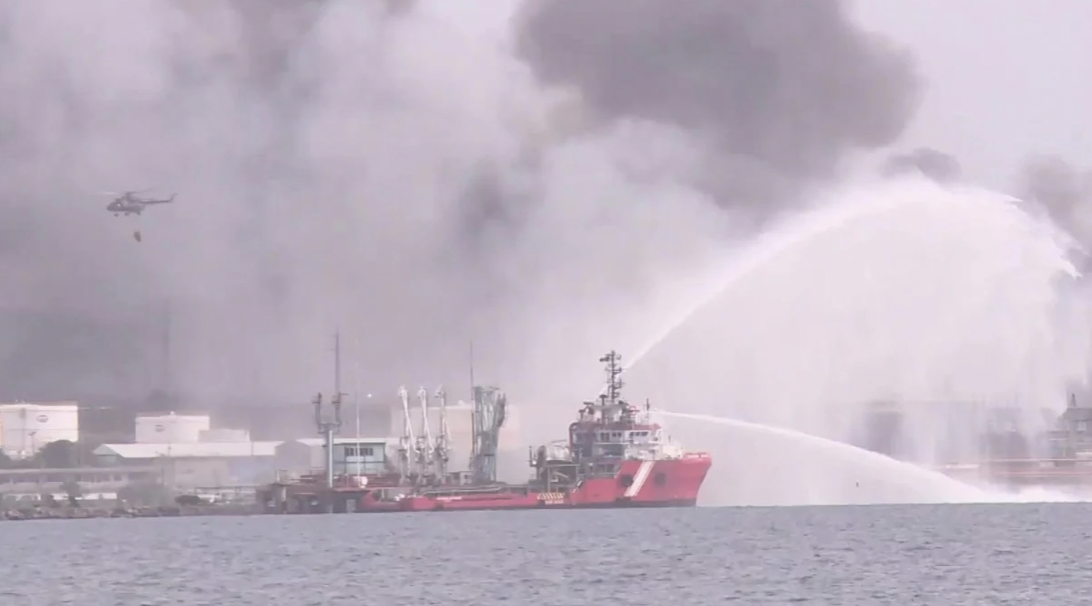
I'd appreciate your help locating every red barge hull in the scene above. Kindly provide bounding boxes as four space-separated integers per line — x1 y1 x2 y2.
378 454 711 512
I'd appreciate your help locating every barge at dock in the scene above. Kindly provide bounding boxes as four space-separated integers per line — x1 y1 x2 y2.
856 393 1092 493
258 350 712 513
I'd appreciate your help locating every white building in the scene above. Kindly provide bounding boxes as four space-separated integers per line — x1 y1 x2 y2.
0 402 80 458
273 437 396 478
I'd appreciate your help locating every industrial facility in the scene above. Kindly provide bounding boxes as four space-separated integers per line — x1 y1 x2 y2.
45 390 524 497
0 324 524 511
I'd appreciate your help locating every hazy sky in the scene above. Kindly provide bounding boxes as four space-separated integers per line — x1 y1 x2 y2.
2 0 1089 419
855 0 1092 188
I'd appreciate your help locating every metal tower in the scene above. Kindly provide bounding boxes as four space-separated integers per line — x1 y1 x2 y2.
433 387 451 478
397 386 418 483
414 386 435 480
469 385 507 484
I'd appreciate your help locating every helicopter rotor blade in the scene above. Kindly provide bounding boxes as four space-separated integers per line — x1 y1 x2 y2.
95 189 151 196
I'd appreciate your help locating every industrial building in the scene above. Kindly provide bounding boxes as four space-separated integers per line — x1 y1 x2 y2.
0 466 157 505
273 437 395 478
0 401 80 458
93 441 280 489
90 412 275 488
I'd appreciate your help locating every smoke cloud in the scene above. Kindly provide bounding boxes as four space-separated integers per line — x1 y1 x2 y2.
1018 156 1092 242
0 0 922 441
516 0 920 208
881 148 962 184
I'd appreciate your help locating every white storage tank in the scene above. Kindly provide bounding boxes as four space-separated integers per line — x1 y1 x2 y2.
0 401 80 458
135 413 210 444
199 428 251 443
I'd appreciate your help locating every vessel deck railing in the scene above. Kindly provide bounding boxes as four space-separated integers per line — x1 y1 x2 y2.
417 484 531 497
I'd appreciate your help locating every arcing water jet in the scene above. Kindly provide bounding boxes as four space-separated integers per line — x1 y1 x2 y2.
657 410 986 504
658 410 1082 505
615 177 1092 505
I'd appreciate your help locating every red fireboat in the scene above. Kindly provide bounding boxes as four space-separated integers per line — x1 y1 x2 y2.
260 350 712 513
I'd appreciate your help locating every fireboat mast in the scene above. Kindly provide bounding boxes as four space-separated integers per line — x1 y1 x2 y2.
597 350 628 423
601 350 623 404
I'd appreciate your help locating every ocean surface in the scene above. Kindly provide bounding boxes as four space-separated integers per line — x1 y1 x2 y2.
4 503 1090 605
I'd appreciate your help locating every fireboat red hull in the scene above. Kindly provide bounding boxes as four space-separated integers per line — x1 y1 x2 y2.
372 453 711 512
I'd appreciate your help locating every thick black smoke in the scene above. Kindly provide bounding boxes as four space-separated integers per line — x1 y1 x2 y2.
516 0 921 208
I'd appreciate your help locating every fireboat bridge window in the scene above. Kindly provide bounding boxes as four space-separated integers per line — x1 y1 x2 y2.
596 430 657 442
598 443 625 457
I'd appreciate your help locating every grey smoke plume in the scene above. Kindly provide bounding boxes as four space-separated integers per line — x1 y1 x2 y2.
516 0 920 208
0 0 921 436
1017 156 1092 255
0 0 492 404
1019 157 1092 218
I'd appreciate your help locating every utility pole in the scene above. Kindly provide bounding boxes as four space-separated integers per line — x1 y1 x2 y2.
312 392 342 514
312 332 345 513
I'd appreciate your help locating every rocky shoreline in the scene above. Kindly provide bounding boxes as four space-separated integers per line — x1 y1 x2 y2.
1 503 262 521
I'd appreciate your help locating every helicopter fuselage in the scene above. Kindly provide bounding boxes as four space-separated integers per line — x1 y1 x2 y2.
106 196 172 216
107 203 145 216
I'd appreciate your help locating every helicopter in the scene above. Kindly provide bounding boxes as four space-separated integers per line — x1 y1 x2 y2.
102 190 176 216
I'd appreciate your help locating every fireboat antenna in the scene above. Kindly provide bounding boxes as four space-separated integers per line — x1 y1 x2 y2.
468 340 476 396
